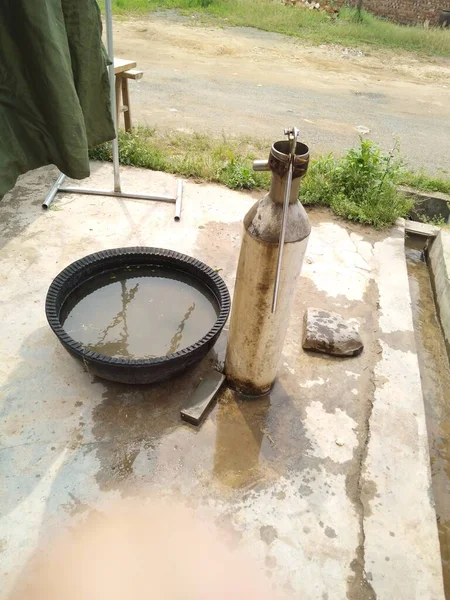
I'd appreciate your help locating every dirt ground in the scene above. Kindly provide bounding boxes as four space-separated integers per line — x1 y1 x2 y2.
114 12 450 172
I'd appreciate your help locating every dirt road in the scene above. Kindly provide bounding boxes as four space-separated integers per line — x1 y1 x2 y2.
114 13 450 172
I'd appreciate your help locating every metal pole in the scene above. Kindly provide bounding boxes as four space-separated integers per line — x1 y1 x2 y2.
272 127 299 313
104 0 121 193
174 180 183 221
42 172 66 209
272 163 293 313
58 186 175 203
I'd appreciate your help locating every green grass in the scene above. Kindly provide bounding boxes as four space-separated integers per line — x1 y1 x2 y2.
90 127 271 189
90 128 450 228
300 140 414 228
108 0 450 57
399 170 450 195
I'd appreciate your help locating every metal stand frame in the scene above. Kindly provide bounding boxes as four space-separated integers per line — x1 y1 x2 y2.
42 0 183 221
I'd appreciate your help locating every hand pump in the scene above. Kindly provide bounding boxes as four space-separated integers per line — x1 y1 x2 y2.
225 128 311 396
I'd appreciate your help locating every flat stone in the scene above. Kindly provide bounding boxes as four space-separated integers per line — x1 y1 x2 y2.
405 219 440 239
302 308 364 357
180 370 225 426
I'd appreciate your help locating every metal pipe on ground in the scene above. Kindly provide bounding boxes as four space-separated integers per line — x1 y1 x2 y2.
41 0 185 219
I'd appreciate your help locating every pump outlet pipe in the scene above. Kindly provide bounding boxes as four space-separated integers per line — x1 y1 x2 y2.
225 131 310 396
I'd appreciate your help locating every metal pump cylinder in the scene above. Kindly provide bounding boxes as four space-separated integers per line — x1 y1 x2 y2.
225 135 311 396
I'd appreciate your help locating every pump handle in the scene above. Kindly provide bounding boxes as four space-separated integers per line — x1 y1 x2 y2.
272 127 299 313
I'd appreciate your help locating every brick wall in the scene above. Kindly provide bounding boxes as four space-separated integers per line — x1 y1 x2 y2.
338 0 446 25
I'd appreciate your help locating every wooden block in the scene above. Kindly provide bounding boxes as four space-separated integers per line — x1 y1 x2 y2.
123 69 144 81
122 77 132 132
181 371 225 426
114 58 137 75
115 75 122 126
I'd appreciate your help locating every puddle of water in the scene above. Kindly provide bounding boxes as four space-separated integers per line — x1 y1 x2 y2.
212 388 277 490
406 233 450 598
90 373 296 493
61 267 218 359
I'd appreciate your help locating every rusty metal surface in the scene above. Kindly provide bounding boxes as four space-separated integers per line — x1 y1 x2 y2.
268 140 309 179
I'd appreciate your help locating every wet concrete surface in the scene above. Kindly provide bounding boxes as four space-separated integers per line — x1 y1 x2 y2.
406 235 450 598
0 165 445 598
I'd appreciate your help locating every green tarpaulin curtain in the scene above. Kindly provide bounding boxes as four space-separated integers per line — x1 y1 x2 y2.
0 0 115 197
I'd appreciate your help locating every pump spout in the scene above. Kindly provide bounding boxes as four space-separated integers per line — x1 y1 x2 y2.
252 159 270 172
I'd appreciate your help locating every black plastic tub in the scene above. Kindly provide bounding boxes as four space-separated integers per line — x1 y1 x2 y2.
45 247 230 384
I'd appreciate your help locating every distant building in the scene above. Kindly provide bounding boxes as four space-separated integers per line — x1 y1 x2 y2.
338 0 445 26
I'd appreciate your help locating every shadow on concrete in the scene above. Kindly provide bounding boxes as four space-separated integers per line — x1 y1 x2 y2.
0 162 106 254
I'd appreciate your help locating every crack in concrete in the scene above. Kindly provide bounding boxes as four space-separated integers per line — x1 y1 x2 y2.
346 279 381 600
0 440 97 453
347 403 377 600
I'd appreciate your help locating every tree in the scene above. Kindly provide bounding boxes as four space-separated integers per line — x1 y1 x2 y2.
356 0 364 22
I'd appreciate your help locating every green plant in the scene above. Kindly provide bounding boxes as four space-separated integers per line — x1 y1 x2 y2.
398 170 450 195
301 153 337 206
356 0 364 23
418 213 448 227
89 128 271 188
219 157 257 190
90 129 450 229
302 138 413 228
416 203 450 228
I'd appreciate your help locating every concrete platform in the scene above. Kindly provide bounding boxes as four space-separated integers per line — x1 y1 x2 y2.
400 186 450 226
405 219 441 239
429 230 450 354
0 164 444 599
